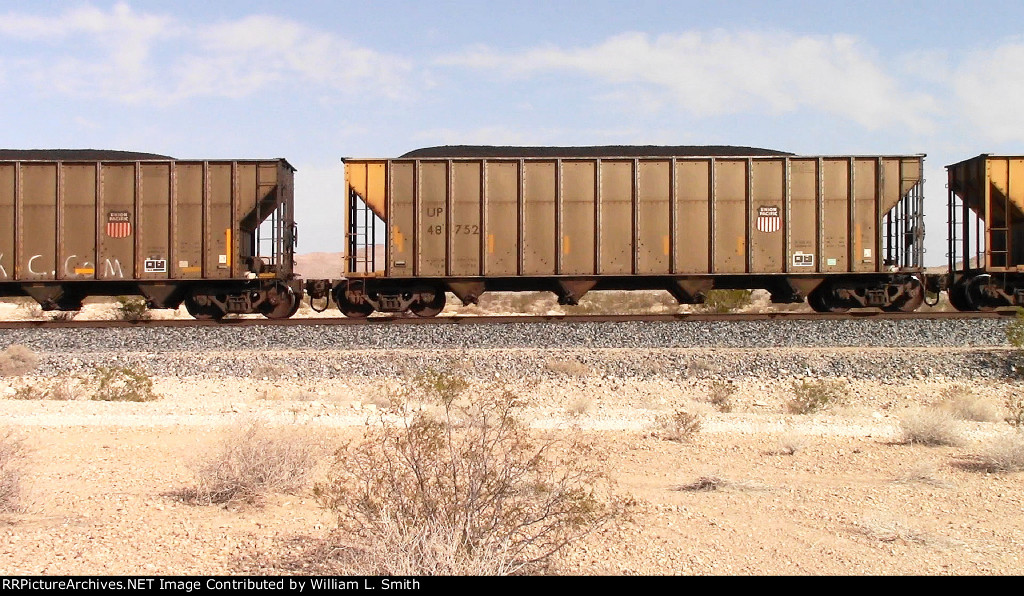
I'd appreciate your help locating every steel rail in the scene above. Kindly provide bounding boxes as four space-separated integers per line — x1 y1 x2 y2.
0 309 1015 330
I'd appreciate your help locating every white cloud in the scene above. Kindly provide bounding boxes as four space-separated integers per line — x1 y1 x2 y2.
0 3 412 104
0 3 176 39
953 42 1024 143
440 31 940 133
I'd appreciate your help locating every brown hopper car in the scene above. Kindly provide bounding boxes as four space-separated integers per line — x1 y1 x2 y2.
0 151 300 318
947 154 1024 310
317 146 927 316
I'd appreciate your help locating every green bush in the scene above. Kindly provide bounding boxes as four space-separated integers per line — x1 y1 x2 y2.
89 366 158 402
701 289 752 314
116 296 150 321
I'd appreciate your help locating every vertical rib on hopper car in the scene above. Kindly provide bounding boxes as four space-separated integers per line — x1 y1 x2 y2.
0 154 301 318
322 147 926 316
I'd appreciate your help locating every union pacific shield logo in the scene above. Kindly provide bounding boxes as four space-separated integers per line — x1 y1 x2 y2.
756 206 780 233
106 211 132 238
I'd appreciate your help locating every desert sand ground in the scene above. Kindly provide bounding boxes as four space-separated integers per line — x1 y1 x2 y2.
0 359 1022 575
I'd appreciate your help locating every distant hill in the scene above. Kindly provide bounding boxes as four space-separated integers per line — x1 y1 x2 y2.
293 252 345 279
293 247 385 279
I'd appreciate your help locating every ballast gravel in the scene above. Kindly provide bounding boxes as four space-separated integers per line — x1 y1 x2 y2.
0 316 1013 353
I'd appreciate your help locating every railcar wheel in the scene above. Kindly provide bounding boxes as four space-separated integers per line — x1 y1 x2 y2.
807 286 849 313
334 287 374 318
883 278 925 313
947 282 975 312
965 275 1001 312
260 285 300 319
184 295 224 320
410 290 446 318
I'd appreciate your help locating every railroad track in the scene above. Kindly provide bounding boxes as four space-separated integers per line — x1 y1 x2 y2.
0 309 1016 330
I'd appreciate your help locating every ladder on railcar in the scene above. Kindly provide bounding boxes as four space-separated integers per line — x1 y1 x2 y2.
347 188 376 275
884 177 926 270
254 174 289 273
987 175 1012 269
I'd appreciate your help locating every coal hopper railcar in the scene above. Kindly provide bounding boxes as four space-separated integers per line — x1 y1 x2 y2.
312 146 927 316
0 150 301 319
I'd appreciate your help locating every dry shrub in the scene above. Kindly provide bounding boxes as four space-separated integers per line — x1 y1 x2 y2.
786 378 847 414
0 345 38 377
183 420 320 506
900 407 962 446
0 429 26 513
675 474 765 492
9 376 83 401
654 408 702 442
8 369 151 402
252 363 288 380
14 300 42 319
974 434 1024 473
777 431 808 455
855 514 931 545
566 396 594 417
314 374 617 575
544 358 592 377
893 463 952 487
567 291 680 315
1005 394 1024 430
707 380 736 413
938 384 1000 422
677 475 725 492
47 378 83 401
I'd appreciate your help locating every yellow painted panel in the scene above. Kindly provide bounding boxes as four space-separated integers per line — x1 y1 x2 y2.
346 161 387 219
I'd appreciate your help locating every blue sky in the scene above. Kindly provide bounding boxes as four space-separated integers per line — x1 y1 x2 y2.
3 1 1024 264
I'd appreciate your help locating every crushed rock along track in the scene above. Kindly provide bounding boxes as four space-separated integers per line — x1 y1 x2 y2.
0 297 1023 574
